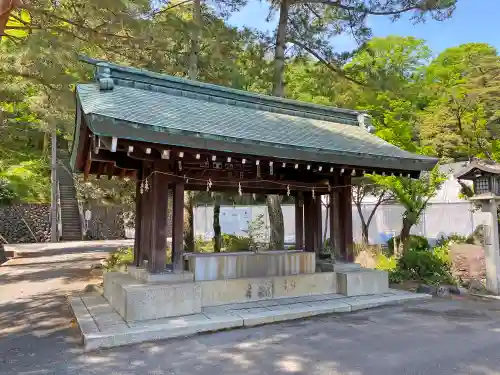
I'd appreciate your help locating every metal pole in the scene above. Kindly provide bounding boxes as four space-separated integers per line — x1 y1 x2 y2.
50 129 58 242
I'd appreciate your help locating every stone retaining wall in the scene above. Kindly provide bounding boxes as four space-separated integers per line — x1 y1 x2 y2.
83 204 127 240
0 204 51 243
449 243 486 283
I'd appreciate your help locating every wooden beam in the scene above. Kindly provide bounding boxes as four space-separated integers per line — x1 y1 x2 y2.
90 149 142 170
172 182 185 272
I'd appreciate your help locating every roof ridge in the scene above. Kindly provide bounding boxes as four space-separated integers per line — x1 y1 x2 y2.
79 55 365 127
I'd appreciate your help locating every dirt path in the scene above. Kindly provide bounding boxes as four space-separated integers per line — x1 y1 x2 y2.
0 243 113 373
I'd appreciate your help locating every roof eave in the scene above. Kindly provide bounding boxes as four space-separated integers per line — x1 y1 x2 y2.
84 113 437 173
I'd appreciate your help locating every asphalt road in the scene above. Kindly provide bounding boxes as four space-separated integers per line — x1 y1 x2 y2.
2 243 500 375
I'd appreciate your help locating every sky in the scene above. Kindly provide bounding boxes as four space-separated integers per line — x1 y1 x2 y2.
228 0 499 56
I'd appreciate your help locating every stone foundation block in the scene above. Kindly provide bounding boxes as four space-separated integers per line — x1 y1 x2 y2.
273 272 337 298
186 251 315 281
201 277 273 307
336 269 389 296
103 272 201 322
128 266 194 283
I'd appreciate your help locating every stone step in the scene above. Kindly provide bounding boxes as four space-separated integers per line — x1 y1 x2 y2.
71 290 432 351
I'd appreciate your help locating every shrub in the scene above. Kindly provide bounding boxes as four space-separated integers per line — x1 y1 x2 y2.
436 233 474 247
376 243 456 285
222 234 250 252
375 253 403 284
194 235 212 252
397 247 454 285
103 246 134 271
103 246 173 271
387 235 429 254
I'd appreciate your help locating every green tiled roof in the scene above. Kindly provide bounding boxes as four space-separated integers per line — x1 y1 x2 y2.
73 58 438 172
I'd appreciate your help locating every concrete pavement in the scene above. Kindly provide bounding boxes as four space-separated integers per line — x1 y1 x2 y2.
3 242 500 374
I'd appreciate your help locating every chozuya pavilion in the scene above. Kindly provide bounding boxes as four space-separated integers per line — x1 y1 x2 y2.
70 58 437 349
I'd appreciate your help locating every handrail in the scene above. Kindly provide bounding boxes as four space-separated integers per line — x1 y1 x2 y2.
56 180 62 241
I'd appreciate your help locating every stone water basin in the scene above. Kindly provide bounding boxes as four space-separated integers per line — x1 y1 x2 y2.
184 250 315 281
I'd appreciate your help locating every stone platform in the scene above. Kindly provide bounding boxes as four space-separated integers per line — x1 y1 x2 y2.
103 263 390 322
70 290 431 351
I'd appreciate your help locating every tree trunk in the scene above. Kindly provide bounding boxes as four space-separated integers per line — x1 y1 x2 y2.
272 0 289 98
397 217 412 256
42 131 49 157
188 0 201 80
213 202 221 252
267 195 284 249
0 0 20 36
361 222 369 245
183 0 201 253
183 191 195 252
0 242 5 263
354 201 369 245
265 0 290 249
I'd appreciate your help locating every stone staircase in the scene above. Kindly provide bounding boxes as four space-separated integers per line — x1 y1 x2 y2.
57 149 82 241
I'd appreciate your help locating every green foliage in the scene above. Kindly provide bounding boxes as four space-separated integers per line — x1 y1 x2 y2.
103 246 174 271
0 177 16 204
397 247 455 285
1 0 271 205
222 233 250 252
103 247 134 272
376 245 455 285
436 233 473 247
221 215 268 252
371 166 446 252
245 214 267 250
371 167 446 224
375 253 402 284
387 235 430 254
0 159 50 203
194 235 213 252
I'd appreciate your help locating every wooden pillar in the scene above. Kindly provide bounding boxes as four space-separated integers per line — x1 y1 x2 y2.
303 192 314 252
148 167 170 273
295 193 304 250
329 189 343 258
139 163 153 266
339 175 354 262
134 177 143 267
172 182 185 272
314 195 323 254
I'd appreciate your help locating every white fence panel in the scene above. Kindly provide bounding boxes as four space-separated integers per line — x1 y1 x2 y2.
193 201 478 245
